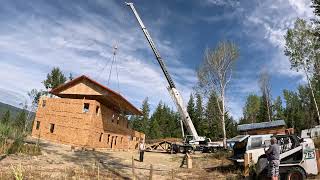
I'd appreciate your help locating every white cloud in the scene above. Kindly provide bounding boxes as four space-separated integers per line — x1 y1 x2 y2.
243 0 314 79
205 0 240 8
0 0 196 112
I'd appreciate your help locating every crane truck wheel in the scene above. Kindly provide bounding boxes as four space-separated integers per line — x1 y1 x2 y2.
286 167 306 180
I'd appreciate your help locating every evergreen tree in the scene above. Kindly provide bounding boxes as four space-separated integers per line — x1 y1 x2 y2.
141 98 150 134
205 92 223 140
242 94 261 124
273 96 284 120
149 103 163 139
130 98 150 135
187 93 196 132
258 94 271 122
14 110 27 130
194 93 204 135
43 67 67 91
283 89 305 132
1 110 10 125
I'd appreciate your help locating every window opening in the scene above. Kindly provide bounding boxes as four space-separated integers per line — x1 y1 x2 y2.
83 103 90 113
36 121 40 130
96 106 100 115
99 133 103 142
42 100 46 108
50 123 55 133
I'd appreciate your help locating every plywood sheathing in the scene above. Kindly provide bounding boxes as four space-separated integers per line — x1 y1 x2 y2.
50 75 142 115
32 75 145 151
32 97 144 150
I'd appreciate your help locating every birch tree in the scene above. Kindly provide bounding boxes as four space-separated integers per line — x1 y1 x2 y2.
197 41 239 148
284 18 320 123
259 70 272 122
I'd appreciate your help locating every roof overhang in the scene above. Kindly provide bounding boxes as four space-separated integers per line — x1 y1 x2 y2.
50 75 143 116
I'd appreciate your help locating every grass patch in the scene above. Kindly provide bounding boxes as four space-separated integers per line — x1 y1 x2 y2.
0 123 41 156
202 150 232 160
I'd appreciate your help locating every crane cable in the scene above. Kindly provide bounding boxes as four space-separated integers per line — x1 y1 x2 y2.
107 44 121 94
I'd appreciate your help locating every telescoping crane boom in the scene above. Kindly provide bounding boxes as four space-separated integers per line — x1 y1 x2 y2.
126 2 206 144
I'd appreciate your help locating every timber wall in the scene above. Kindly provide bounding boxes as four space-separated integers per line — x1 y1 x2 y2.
32 97 144 150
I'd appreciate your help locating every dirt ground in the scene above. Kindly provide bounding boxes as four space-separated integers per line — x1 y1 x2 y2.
0 137 240 179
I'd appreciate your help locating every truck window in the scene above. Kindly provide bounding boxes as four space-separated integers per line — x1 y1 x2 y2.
250 137 263 149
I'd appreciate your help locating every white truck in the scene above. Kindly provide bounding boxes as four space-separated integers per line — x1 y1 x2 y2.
229 134 318 179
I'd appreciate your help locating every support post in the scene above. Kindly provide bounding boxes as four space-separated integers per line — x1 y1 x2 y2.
187 153 192 169
243 153 249 177
149 164 153 180
243 153 252 177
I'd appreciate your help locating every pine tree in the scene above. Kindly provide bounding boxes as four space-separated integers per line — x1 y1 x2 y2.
149 103 163 139
258 94 270 122
141 98 150 134
43 67 67 91
273 96 284 120
187 93 196 118
194 93 204 135
14 110 27 130
205 92 223 140
243 94 261 124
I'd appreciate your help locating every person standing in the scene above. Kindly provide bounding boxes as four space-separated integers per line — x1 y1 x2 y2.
265 137 280 180
139 139 145 162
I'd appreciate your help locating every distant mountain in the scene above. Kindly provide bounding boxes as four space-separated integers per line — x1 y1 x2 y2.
0 101 25 119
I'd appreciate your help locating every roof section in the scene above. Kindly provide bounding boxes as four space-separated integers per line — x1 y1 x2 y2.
50 75 142 115
237 120 286 132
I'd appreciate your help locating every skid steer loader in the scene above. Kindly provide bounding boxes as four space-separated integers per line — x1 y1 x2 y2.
230 134 319 179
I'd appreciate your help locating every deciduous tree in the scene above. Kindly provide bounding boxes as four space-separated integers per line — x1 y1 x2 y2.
198 40 239 148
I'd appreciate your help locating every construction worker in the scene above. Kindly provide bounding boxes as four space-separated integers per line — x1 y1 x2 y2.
139 139 145 162
265 137 280 180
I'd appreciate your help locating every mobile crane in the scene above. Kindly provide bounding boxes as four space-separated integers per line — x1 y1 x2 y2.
126 2 221 153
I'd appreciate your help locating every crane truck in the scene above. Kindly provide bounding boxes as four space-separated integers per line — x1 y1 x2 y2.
126 2 221 153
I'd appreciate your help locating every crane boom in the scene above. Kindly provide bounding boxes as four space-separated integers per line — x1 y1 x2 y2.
126 2 199 140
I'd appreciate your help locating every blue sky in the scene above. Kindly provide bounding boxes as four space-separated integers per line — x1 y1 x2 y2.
0 0 314 120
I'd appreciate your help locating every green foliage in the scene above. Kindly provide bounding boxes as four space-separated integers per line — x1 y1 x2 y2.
130 98 150 134
148 102 181 139
194 93 205 135
43 67 67 90
242 94 261 124
1 110 10 125
14 110 27 131
284 18 316 72
273 96 284 120
27 89 43 107
203 92 237 140
257 94 270 122
187 93 196 127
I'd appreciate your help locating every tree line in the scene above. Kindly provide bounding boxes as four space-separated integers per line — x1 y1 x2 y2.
129 92 237 141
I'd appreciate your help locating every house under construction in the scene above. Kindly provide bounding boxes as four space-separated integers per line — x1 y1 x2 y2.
31 75 145 150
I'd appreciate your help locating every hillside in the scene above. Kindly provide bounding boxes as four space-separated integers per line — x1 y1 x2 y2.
0 101 24 119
